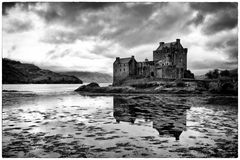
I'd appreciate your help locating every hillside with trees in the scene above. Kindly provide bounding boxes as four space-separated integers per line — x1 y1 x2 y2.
2 58 83 84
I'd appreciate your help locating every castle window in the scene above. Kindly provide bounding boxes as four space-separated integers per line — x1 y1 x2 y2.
120 69 121 72
151 72 154 77
124 68 125 71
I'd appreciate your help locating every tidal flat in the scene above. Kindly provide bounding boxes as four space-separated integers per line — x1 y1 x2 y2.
2 84 238 158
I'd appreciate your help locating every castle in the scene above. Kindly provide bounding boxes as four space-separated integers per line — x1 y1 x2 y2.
113 39 188 85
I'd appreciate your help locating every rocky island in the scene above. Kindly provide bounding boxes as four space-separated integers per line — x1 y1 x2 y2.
75 79 237 96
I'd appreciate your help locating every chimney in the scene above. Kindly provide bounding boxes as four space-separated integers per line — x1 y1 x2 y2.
176 39 180 43
184 48 188 53
131 55 134 59
159 42 164 46
145 58 148 62
116 57 120 61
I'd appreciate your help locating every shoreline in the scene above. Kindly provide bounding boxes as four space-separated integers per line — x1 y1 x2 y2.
74 80 238 97
75 89 237 97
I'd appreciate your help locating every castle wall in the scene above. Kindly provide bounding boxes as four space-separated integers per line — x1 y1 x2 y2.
113 62 129 85
137 61 155 78
129 59 137 76
113 58 137 85
156 66 177 79
163 66 177 79
174 51 187 69
153 50 169 62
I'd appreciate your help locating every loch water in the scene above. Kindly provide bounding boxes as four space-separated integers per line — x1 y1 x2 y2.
2 84 238 158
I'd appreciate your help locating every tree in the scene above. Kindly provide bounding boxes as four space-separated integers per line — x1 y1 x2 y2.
205 71 213 79
212 69 219 79
184 70 194 79
206 69 219 79
220 70 230 77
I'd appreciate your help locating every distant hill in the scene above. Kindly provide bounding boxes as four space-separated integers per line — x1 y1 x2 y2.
59 71 113 83
2 58 83 84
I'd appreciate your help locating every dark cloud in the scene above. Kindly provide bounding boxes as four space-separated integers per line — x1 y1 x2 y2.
190 59 238 71
189 2 237 13
39 3 161 46
205 34 238 61
3 2 36 33
40 3 191 48
189 2 238 35
202 11 237 35
108 3 191 48
35 2 116 26
226 47 238 60
6 2 192 48
70 2 115 10
2 2 17 15
3 2 37 15
186 13 204 26
206 39 225 50
99 3 175 47
226 38 238 47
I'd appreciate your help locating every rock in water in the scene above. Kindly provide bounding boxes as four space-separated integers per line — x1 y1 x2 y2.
87 82 100 88
75 82 100 91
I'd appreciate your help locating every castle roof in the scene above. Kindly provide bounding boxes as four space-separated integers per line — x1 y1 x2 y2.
156 41 176 50
118 57 132 63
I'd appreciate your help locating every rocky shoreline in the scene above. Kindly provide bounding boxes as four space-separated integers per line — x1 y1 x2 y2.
74 81 237 96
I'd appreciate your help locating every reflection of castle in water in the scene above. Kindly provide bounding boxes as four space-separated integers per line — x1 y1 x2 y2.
113 96 189 140
113 96 152 124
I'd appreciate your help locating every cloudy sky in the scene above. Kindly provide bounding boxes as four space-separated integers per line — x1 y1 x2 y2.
2 2 238 75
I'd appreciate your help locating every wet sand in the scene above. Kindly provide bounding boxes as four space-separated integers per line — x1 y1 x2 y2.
2 91 238 158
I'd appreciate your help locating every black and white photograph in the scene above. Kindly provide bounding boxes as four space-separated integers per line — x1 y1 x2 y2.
2 1 238 158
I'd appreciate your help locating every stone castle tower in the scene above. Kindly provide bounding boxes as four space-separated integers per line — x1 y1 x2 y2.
113 39 188 85
153 39 187 79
